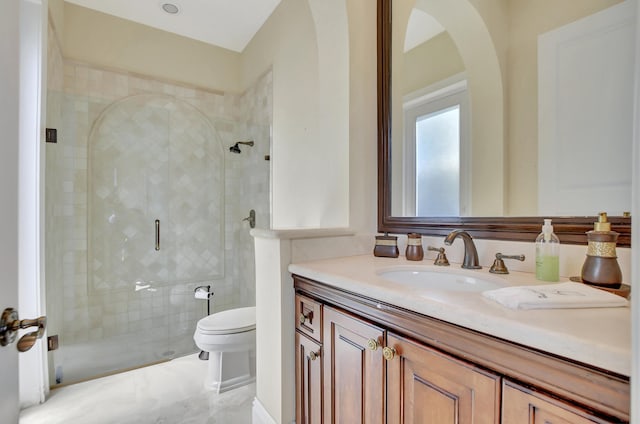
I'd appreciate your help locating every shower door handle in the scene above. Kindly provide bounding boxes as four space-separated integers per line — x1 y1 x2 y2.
155 219 160 251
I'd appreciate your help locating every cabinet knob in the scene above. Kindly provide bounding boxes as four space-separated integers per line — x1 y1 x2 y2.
299 311 313 325
367 338 379 351
309 350 320 361
382 346 396 361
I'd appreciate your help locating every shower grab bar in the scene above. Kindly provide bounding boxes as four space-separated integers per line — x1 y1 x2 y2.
155 219 160 251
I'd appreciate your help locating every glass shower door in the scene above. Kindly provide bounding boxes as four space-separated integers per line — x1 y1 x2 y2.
89 96 170 293
48 92 224 385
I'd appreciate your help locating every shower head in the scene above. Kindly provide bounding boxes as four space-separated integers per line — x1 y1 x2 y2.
229 141 254 154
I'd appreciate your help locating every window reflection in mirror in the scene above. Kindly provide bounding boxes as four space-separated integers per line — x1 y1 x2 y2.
416 105 460 216
402 78 469 217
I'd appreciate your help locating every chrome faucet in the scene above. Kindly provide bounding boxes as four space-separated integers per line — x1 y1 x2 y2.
443 230 481 269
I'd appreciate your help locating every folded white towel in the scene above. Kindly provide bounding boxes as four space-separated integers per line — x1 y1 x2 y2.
482 282 629 310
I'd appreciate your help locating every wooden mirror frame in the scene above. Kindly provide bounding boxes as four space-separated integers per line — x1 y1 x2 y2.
376 0 631 247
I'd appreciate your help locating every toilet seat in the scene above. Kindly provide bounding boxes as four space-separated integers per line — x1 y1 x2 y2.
196 306 256 335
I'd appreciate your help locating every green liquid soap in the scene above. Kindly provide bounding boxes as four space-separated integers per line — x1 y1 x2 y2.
535 219 560 282
536 255 559 282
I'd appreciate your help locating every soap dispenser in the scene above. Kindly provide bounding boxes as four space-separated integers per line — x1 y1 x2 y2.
535 219 560 282
581 212 622 289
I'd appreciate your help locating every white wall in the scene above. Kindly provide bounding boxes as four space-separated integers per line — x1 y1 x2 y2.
251 1 377 423
346 0 378 233
242 0 351 230
62 2 242 93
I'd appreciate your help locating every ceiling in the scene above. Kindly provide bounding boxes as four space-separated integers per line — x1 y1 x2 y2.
405 8 445 52
64 0 282 53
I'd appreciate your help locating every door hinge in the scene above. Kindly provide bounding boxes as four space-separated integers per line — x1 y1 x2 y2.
47 334 59 351
45 128 57 143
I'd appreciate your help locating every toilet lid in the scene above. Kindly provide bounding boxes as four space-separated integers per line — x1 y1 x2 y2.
197 306 256 334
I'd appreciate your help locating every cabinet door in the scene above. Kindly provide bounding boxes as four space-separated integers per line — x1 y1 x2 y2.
296 331 323 424
323 306 385 424
502 380 620 424
386 332 500 424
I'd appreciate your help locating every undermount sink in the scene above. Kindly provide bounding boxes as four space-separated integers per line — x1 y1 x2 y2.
377 267 506 292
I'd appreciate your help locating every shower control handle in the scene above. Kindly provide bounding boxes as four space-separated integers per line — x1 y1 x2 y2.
243 210 256 229
155 219 160 251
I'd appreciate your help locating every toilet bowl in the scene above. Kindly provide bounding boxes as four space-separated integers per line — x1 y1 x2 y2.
193 306 256 393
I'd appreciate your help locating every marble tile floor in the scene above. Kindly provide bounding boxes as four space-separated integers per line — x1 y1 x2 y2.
19 354 254 424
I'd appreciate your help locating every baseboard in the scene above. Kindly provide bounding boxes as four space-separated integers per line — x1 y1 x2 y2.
252 397 278 424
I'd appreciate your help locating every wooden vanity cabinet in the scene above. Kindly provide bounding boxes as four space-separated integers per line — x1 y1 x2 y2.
320 306 501 424
386 332 501 423
293 275 630 424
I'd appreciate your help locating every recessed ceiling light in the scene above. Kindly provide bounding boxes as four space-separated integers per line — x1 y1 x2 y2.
161 3 180 15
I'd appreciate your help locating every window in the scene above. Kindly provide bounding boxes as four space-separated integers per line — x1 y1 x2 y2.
403 78 469 216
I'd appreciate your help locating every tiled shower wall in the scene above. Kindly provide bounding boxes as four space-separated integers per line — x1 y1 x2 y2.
234 72 272 307
88 95 226 291
46 20 271 384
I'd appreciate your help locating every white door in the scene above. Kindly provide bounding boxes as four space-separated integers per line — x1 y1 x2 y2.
1 0 47 421
538 0 636 216
0 0 23 422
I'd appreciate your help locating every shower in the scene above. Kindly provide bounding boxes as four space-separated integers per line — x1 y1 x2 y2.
45 59 270 387
229 140 254 153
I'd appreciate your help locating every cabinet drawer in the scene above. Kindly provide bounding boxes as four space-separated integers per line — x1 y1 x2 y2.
502 380 622 424
295 294 322 341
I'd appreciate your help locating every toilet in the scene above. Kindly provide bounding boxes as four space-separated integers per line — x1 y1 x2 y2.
193 306 256 393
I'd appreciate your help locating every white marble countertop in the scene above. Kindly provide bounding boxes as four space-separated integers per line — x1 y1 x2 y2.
289 254 631 376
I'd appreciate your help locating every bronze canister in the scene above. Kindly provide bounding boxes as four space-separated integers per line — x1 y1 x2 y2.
581 213 623 289
405 233 424 261
374 234 399 258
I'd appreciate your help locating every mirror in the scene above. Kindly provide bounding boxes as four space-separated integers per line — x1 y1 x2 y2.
377 0 632 245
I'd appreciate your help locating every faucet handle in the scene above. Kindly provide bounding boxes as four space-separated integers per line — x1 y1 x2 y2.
489 253 525 274
427 246 450 266
242 209 256 229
